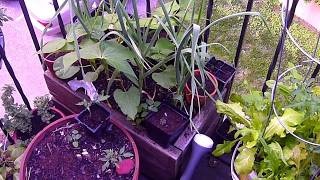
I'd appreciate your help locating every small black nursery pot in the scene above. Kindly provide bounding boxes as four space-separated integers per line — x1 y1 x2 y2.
206 57 236 91
76 103 111 136
214 118 235 144
144 103 188 148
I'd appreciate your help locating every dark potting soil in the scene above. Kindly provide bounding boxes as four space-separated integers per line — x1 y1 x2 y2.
148 105 186 134
187 75 215 96
16 109 62 141
79 105 108 130
27 122 135 180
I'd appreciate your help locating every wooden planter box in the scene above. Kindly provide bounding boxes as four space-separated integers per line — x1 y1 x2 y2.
44 71 222 180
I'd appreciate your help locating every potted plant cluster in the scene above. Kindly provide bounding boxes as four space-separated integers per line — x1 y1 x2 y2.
39 0 266 178
0 85 65 142
213 64 320 179
19 95 140 179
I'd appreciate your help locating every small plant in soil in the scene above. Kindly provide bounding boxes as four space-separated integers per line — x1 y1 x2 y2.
67 130 82 148
76 93 111 135
99 146 134 172
1 85 32 134
33 95 54 124
136 99 161 124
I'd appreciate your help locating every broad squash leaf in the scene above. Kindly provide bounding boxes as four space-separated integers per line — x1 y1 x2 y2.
212 140 238 157
114 86 140 120
234 147 256 175
41 38 66 54
264 108 305 139
152 65 176 89
216 100 251 127
62 43 101 71
101 41 137 80
53 57 80 79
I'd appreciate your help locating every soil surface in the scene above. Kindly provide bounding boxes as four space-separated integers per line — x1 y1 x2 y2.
147 105 187 134
26 121 135 180
78 105 109 130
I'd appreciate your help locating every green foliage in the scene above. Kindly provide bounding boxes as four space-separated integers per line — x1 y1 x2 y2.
136 99 161 124
33 95 54 124
213 68 320 178
99 146 134 172
0 8 12 27
152 65 176 89
0 144 25 180
210 0 319 93
66 130 82 148
114 86 140 120
1 85 32 133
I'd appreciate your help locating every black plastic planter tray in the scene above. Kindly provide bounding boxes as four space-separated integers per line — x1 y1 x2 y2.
0 28 4 68
206 57 236 91
76 103 111 136
143 103 189 148
212 118 235 145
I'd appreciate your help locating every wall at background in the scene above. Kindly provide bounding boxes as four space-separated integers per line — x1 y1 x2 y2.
0 0 58 116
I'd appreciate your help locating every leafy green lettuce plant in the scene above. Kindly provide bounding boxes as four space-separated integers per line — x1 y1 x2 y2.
213 69 320 179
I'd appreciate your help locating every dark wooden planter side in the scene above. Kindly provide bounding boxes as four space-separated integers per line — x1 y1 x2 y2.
44 71 222 180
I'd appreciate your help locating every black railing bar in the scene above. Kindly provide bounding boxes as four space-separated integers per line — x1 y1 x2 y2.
311 32 320 79
261 0 299 93
224 0 254 102
203 0 214 44
52 0 67 38
18 0 45 70
0 46 31 110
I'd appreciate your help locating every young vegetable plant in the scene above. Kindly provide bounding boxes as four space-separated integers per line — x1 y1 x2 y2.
213 67 320 179
33 95 54 124
67 130 82 148
1 85 32 134
99 146 134 172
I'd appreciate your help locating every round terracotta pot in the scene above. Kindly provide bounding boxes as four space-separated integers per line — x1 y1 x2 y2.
19 115 140 180
184 69 218 105
13 107 65 142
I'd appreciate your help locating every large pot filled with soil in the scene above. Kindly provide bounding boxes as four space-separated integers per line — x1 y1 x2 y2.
19 115 139 180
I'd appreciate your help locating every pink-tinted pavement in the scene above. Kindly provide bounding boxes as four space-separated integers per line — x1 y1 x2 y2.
0 0 60 116
282 0 320 31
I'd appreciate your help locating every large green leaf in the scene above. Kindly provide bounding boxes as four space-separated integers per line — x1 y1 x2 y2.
41 38 66 54
66 23 87 42
62 43 101 71
212 140 237 157
114 86 140 120
264 108 305 139
216 100 251 127
234 128 259 148
101 41 137 80
234 147 256 175
53 57 80 79
152 65 176 89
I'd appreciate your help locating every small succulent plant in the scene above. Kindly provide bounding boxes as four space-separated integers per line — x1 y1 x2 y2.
1 85 32 133
67 130 82 148
33 95 54 124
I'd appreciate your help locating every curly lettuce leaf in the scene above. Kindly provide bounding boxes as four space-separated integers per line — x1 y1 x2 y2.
216 100 251 127
264 108 305 139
